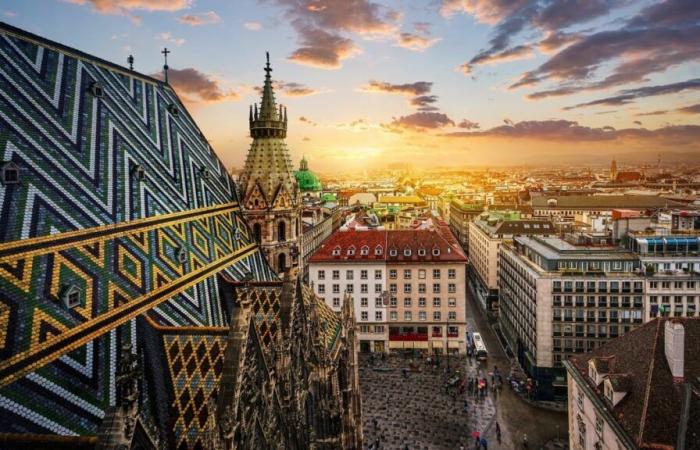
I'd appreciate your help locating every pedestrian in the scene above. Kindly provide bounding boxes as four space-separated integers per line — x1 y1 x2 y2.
375 437 380 449
480 437 488 450
463 398 469 412
522 434 528 449
403 445 409 450
372 417 378 430
472 431 480 447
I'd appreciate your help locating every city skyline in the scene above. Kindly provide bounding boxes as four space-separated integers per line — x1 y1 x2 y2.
2 0 699 172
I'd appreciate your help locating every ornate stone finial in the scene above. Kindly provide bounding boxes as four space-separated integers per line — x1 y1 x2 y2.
127 54 134 71
161 48 170 83
265 51 272 77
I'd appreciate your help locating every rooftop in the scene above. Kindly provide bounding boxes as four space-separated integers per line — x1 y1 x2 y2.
532 195 689 209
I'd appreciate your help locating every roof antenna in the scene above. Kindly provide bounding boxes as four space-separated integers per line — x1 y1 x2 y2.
161 47 170 83
127 54 134 71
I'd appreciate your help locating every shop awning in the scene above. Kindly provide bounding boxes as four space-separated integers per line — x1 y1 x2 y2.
411 341 429 349
389 341 404 349
431 341 443 348
448 341 461 349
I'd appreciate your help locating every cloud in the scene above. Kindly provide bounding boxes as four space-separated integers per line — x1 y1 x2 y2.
3 10 16 17
254 80 328 97
635 110 668 117
442 119 700 145
302 136 311 141
178 11 220 26
65 0 191 20
152 68 239 104
458 119 480 129
299 116 317 126
156 32 185 46
287 25 360 69
634 120 642 126
461 44 534 73
360 80 433 96
271 0 400 68
244 21 262 31
383 112 455 132
678 103 700 114
537 31 581 53
336 118 379 132
395 22 440 51
563 78 700 109
410 95 439 111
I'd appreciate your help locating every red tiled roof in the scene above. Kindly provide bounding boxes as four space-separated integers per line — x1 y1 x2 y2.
309 228 467 263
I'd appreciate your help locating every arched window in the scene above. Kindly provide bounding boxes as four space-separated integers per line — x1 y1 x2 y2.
278 253 287 272
253 223 262 243
278 221 286 242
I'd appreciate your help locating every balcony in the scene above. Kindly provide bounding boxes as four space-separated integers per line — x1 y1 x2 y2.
389 333 429 341
432 332 443 338
447 332 459 338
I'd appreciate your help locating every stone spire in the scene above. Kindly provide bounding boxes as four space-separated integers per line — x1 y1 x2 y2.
250 52 287 139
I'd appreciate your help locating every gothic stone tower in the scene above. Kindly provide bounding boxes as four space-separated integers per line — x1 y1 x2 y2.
239 53 301 274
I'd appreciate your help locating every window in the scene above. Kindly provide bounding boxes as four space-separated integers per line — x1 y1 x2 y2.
333 298 340 307
418 283 426 293
404 298 412 307
433 311 441 321
419 311 426 321
433 283 441 293
595 414 604 435
360 246 369 255
448 297 456 307
448 283 456 293
404 248 411 256
375 270 382 280
375 325 385 333
390 249 398 256
347 246 355 255
346 270 354 280
332 270 340 280
404 311 412 321
390 311 398 321
361 297 368 307
375 283 382 293
404 269 412 279
390 283 397 293
61 285 82 309
360 284 368 293
432 248 440 256
361 311 368 321
332 284 340 293
360 325 370 333
360 270 368 280
419 297 426 307
404 284 412 293
418 248 426 256
433 297 441 307
390 297 397 307
448 269 456 279
375 297 383 308
375 311 383 321
0 162 20 185
375 246 383 255
389 269 397 279
418 269 426 279
318 270 326 280
318 284 326 294
433 269 441 279
346 284 354 293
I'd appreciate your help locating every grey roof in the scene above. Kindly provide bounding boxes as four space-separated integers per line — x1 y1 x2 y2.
532 195 688 209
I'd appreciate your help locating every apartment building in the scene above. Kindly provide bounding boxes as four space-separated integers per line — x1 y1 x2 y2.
531 195 686 222
309 226 468 354
448 199 483 252
468 211 554 310
564 318 700 450
498 235 644 400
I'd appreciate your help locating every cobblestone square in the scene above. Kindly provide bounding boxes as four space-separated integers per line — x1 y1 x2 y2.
360 354 497 450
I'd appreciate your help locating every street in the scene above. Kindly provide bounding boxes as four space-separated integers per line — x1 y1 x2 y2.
464 282 568 449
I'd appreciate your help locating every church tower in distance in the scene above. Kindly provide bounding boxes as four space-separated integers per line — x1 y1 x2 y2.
239 53 301 273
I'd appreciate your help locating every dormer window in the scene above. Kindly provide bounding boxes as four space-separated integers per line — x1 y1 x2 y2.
604 383 613 403
418 248 426 256
60 284 82 309
131 164 146 181
360 245 369 255
201 167 211 180
389 248 397 257
1 161 20 185
589 366 597 383
347 246 355 256
167 103 180 117
175 247 187 264
332 246 341 256
432 248 440 256
374 245 383 255
404 248 411 256
88 81 104 98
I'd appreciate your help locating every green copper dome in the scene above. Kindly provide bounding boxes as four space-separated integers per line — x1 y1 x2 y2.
294 157 322 192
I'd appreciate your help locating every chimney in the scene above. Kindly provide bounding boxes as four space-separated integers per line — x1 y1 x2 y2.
664 320 685 382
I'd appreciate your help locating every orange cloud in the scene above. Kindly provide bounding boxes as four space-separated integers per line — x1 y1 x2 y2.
178 11 220 26
152 68 239 105
287 26 360 69
359 80 433 96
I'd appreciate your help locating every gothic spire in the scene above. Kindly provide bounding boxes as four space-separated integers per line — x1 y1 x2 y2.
259 51 278 121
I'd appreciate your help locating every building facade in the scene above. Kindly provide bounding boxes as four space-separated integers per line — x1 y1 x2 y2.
309 227 468 354
564 318 700 450
238 54 301 274
498 236 644 400
448 199 483 253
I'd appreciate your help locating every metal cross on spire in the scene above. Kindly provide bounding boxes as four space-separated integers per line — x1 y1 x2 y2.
161 47 170 83
264 51 272 77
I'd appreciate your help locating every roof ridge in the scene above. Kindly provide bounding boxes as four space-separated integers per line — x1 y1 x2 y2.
637 318 662 445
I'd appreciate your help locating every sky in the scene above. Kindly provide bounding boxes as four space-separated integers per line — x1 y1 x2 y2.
1 0 699 173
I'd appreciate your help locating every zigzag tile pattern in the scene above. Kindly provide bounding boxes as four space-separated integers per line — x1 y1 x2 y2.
0 23 276 436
